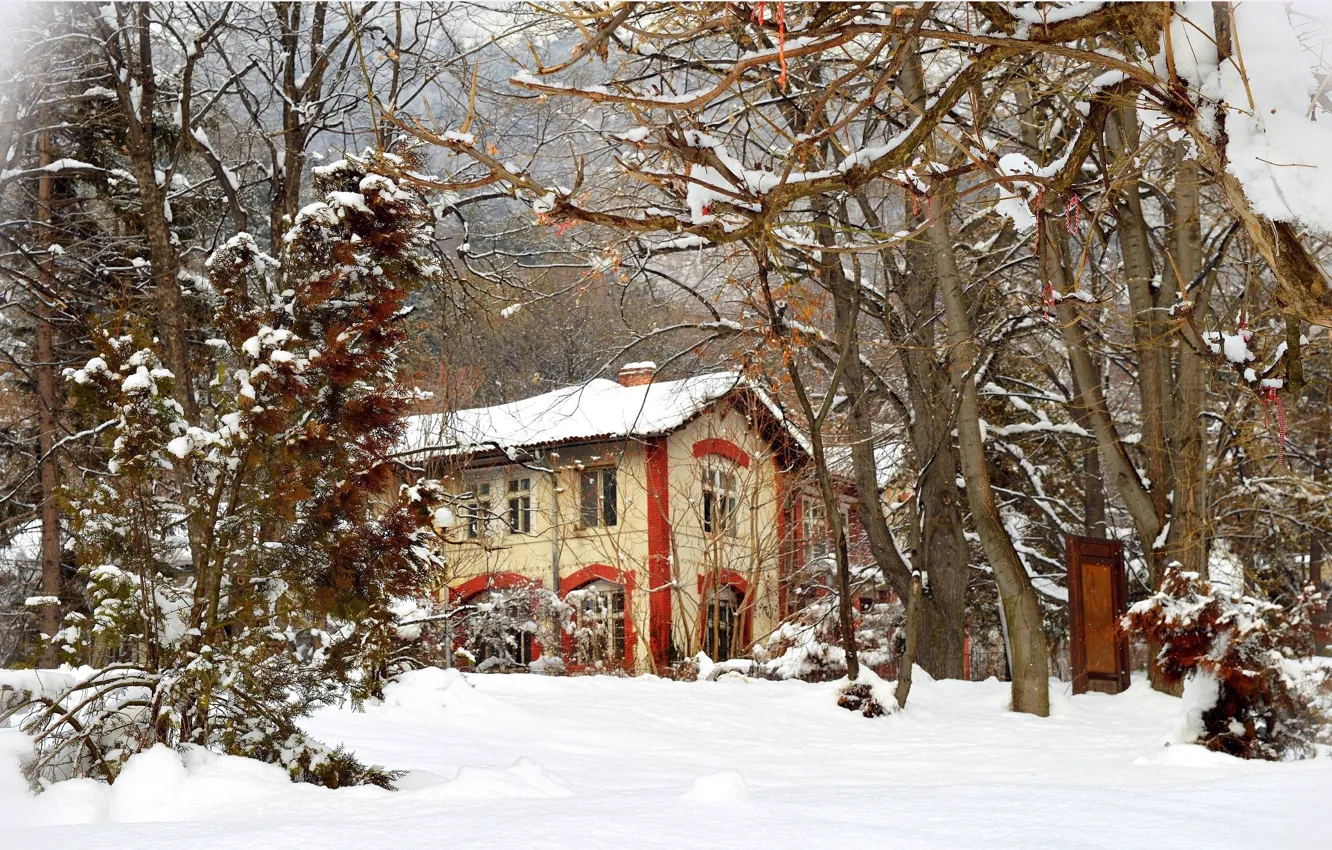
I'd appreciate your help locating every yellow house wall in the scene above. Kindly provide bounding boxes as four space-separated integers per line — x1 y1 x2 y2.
664 404 785 657
441 398 788 671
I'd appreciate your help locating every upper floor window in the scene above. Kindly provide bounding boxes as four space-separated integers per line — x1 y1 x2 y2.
580 467 617 528
466 482 491 539
702 465 737 537
802 497 829 562
507 476 532 534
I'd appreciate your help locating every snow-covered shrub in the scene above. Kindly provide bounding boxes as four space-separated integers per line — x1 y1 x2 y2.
1 145 450 788
1124 565 1331 760
753 597 904 681
454 584 570 673
564 585 629 672
836 682 885 717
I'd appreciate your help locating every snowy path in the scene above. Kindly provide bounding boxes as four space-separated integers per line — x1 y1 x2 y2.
5 670 1329 848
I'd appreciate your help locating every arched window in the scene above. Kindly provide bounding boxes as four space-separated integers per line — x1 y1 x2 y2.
460 588 535 671
567 578 626 668
701 462 738 537
702 584 741 661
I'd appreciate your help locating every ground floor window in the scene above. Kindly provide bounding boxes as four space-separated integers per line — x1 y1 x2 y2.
702 584 742 661
460 589 535 671
567 578 625 668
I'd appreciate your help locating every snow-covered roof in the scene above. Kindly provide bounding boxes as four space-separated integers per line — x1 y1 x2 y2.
399 371 750 458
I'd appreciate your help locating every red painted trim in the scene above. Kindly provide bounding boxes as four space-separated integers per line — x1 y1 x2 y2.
449 572 544 661
695 569 754 651
691 437 751 469
774 459 798 619
560 563 636 670
964 629 972 681
450 571 537 603
696 569 750 598
646 436 672 671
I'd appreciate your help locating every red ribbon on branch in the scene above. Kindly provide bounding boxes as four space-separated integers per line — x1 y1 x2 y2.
1259 385 1287 465
752 2 788 89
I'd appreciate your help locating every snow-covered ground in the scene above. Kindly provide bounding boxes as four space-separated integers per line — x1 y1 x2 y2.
3 669 1329 848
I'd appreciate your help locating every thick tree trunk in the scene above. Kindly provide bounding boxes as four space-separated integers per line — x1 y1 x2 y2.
873 47 969 680
1166 145 1210 580
36 127 61 668
1070 372 1108 537
817 194 966 680
895 251 969 680
101 7 198 425
1105 108 1172 582
927 194 1050 716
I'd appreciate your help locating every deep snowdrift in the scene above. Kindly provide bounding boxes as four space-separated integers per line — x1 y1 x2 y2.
3 668 1329 848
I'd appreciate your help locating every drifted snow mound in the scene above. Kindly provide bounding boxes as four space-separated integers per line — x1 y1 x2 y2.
0 728 34 819
680 769 748 803
0 741 334 827
108 744 190 822
426 757 574 800
379 667 527 720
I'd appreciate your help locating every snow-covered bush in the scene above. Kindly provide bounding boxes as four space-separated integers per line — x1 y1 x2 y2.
1124 565 1331 760
753 596 904 682
454 584 570 673
0 144 450 788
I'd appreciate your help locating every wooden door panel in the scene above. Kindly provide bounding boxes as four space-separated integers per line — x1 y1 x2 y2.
1082 562 1117 674
1066 535 1130 694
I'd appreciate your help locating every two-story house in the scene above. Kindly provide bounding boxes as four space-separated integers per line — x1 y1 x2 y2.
399 362 831 674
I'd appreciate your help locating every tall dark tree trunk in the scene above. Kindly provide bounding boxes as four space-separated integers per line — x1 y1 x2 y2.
857 46 969 680
813 192 967 682
928 193 1050 716
1071 372 1108 537
895 237 970 680
36 126 61 668
1166 145 1210 581
103 4 199 425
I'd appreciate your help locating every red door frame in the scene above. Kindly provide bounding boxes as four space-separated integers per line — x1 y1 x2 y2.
560 563 637 671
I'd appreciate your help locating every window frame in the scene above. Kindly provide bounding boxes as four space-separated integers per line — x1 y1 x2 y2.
570 578 626 667
578 466 618 529
802 496 829 562
701 463 738 537
507 476 532 534
466 482 492 539
701 584 742 661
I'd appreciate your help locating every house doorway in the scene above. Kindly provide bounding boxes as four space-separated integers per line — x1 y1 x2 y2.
569 578 626 669
702 584 742 661
461 588 535 671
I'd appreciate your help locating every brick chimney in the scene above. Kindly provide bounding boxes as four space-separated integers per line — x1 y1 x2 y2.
618 361 657 387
